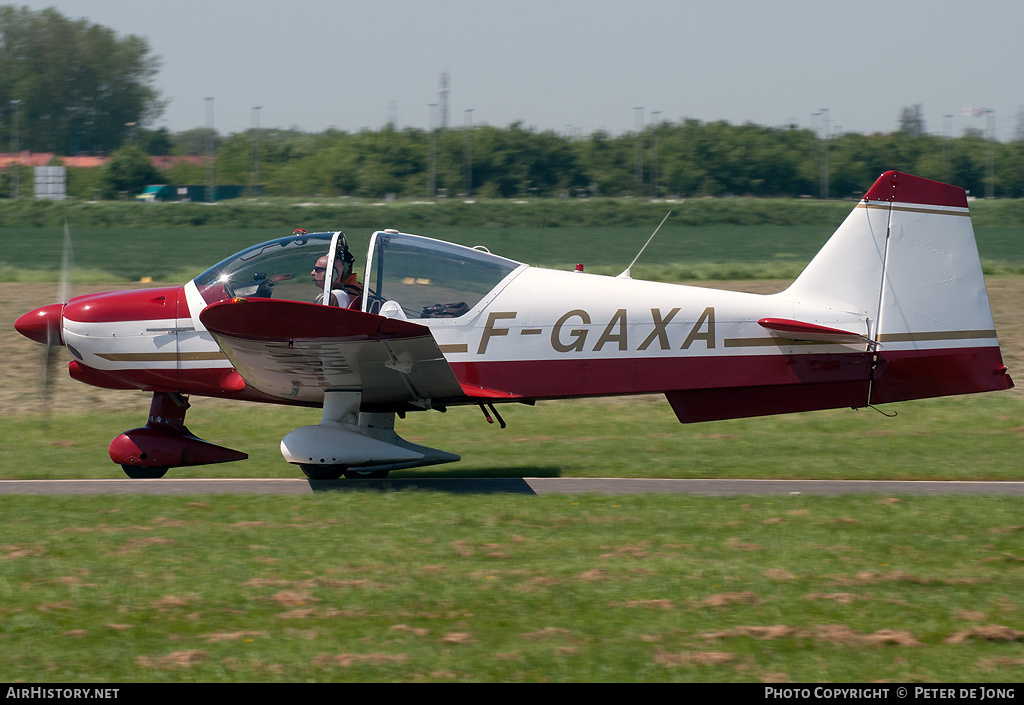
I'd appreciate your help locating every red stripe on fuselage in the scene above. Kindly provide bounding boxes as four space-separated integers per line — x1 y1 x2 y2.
70 362 308 405
449 351 873 400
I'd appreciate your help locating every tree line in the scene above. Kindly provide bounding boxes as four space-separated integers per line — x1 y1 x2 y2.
89 118 1023 201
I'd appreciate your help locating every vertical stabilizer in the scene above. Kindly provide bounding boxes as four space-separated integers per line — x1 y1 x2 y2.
784 171 1012 402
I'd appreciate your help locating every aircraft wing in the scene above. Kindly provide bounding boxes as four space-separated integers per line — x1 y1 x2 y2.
198 298 465 406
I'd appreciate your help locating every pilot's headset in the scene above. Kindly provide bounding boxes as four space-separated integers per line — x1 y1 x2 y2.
335 232 356 280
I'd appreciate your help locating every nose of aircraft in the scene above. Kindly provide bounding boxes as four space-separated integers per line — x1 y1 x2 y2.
15 303 65 346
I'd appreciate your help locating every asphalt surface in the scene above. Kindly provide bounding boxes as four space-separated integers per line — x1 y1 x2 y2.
2 478 1024 496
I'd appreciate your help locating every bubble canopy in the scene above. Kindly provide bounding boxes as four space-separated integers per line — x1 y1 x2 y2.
192 230 524 319
364 230 522 319
193 232 338 305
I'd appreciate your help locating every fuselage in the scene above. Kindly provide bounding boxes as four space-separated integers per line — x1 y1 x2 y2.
37 264 871 410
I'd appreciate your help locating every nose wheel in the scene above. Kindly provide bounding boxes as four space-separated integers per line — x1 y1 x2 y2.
121 464 169 479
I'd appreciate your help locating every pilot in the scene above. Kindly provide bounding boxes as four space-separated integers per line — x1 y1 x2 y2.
312 253 362 307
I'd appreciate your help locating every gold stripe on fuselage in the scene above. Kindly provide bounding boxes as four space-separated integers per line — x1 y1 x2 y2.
96 352 229 362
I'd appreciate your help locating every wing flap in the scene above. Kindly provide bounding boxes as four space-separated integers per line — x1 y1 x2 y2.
199 298 464 405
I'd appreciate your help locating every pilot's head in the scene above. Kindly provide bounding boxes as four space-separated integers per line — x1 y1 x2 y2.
311 255 342 289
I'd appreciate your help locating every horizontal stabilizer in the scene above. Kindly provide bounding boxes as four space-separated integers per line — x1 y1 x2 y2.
757 318 867 344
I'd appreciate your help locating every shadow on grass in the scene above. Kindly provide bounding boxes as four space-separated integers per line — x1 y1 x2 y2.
307 465 562 495
392 465 562 480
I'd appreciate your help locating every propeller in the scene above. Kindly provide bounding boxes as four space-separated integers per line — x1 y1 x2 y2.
41 218 73 417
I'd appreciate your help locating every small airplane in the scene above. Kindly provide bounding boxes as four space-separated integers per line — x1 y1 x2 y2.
15 171 1014 479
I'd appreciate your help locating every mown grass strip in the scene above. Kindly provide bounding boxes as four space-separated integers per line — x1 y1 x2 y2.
2 392 1023 482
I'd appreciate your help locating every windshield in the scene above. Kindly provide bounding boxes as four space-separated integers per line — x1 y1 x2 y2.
193 232 340 305
366 231 521 319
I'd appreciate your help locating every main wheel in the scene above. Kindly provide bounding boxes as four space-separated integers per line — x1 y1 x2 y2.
299 463 346 480
343 469 390 479
121 464 168 479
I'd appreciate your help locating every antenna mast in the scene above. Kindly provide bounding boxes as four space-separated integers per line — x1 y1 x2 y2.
618 211 672 279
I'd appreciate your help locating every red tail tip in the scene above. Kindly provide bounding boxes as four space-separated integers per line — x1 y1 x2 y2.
863 171 967 208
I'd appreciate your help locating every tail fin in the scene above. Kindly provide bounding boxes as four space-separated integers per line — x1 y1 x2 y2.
785 171 1012 402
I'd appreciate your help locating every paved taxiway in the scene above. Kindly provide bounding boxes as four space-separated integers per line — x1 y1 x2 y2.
2 478 1024 496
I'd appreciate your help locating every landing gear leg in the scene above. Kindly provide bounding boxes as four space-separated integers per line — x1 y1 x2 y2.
281 392 460 478
109 392 248 478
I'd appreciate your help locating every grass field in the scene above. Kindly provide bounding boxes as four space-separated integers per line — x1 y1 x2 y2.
2 213 1023 682
1 492 1022 683
3 222 1024 285
2 390 1024 482
1 224 837 284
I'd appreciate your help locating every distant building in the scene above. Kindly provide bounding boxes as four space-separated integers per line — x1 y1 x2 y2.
34 166 67 200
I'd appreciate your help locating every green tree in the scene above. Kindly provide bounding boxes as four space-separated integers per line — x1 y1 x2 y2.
130 127 173 156
99 145 164 198
0 5 164 154
350 125 427 198
575 129 633 196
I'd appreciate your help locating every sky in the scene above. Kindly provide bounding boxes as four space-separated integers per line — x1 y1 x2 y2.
14 0 1024 140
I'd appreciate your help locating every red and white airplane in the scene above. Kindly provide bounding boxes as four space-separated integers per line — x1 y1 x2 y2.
15 171 1014 479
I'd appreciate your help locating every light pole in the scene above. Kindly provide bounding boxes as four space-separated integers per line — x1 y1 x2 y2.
963 107 996 198
205 97 214 203
428 103 437 198
819 107 829 199
251 106 262 195
986 109 995 199
10 100 21 199
650 110 661 198
944 113 954 181
463 108 474 198
634 107 644 196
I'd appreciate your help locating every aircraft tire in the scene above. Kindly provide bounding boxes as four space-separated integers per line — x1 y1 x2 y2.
121 465 168 479
299 464 347 480
343 469 390 479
